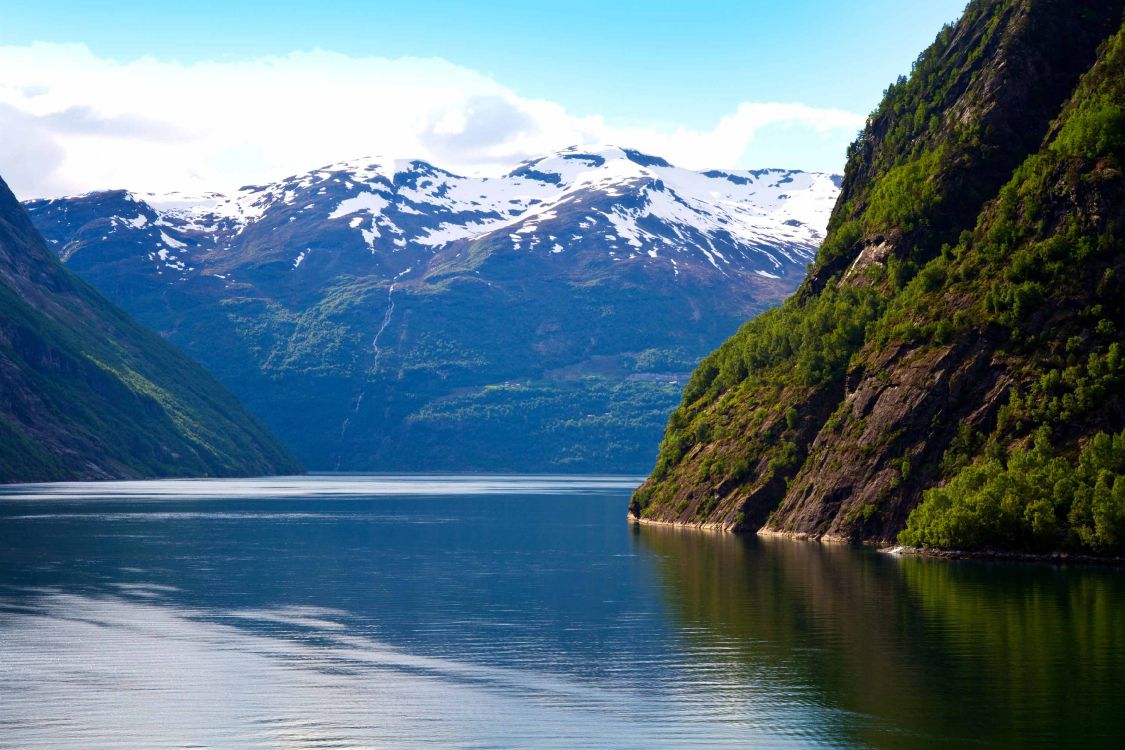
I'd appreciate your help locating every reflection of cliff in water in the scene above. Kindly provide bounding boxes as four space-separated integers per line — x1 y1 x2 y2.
634 526 1125 749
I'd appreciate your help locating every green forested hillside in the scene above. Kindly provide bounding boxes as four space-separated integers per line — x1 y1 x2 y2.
631 0 1125 554
0 175 302 482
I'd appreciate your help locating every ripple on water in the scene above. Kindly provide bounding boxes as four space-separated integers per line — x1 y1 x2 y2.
0 476 1122 749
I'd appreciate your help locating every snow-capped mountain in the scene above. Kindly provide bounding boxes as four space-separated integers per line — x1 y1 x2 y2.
32 145 839 287
25 146 840 473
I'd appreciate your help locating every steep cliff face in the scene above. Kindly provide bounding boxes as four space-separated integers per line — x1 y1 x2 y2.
0 175 302 482
631 0 1125 554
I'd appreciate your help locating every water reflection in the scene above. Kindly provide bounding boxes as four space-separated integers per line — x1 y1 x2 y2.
636 526 1125 749
0 477 1122 748
0 476 832 749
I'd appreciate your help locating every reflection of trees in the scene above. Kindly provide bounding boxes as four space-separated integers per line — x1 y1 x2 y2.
635 526 1125 749
896 558 1125 746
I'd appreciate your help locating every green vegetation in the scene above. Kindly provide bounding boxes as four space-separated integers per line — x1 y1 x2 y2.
637 0 1038 516
901 430 1125 553
681 283 884 404
0 178 301 482
642 283 883 485
1052 96 1125 157
404 377 684 471
891 21 1125 550
634 1 1125 552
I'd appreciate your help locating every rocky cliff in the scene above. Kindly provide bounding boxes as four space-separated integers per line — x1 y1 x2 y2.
631 0 1125 554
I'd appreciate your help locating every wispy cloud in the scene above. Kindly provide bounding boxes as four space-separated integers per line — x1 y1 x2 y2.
0 43 865 198
39 105 186 140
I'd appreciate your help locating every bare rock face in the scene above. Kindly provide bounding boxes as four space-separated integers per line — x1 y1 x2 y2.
770 337 1013 542
842 240 894 286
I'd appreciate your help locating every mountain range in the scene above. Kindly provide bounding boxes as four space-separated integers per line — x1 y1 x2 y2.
26 146 840 472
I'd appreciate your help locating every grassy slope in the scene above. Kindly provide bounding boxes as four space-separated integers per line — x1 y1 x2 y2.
0 176 302 482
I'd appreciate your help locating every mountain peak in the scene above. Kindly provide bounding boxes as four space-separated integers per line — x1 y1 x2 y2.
26 146 841 285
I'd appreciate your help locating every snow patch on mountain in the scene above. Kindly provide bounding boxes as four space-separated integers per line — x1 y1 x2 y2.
26 145 841 286
329 192 391 220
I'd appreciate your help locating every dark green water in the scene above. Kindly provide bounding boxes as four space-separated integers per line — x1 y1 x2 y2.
0 475 1122 748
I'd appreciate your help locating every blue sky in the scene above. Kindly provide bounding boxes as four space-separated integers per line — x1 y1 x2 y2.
0 0 967 196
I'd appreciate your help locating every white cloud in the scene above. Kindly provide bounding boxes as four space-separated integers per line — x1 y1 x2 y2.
0 43 865 198
0 104 68 197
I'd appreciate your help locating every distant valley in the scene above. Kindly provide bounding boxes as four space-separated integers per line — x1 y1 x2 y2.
27 146 840 472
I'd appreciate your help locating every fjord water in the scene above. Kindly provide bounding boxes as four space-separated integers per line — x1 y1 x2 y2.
0 477 1121 749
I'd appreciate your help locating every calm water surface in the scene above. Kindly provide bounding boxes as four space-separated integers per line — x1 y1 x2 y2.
0 475 1122 749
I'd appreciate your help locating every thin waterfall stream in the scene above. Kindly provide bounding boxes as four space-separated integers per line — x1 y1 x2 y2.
334 266 413 469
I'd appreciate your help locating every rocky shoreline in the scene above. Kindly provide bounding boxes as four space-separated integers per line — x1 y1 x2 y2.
630 513 1125 566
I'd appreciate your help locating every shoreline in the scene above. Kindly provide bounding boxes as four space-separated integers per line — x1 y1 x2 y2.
630 514 1125 566
755 527 853 545
627 513 734 533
